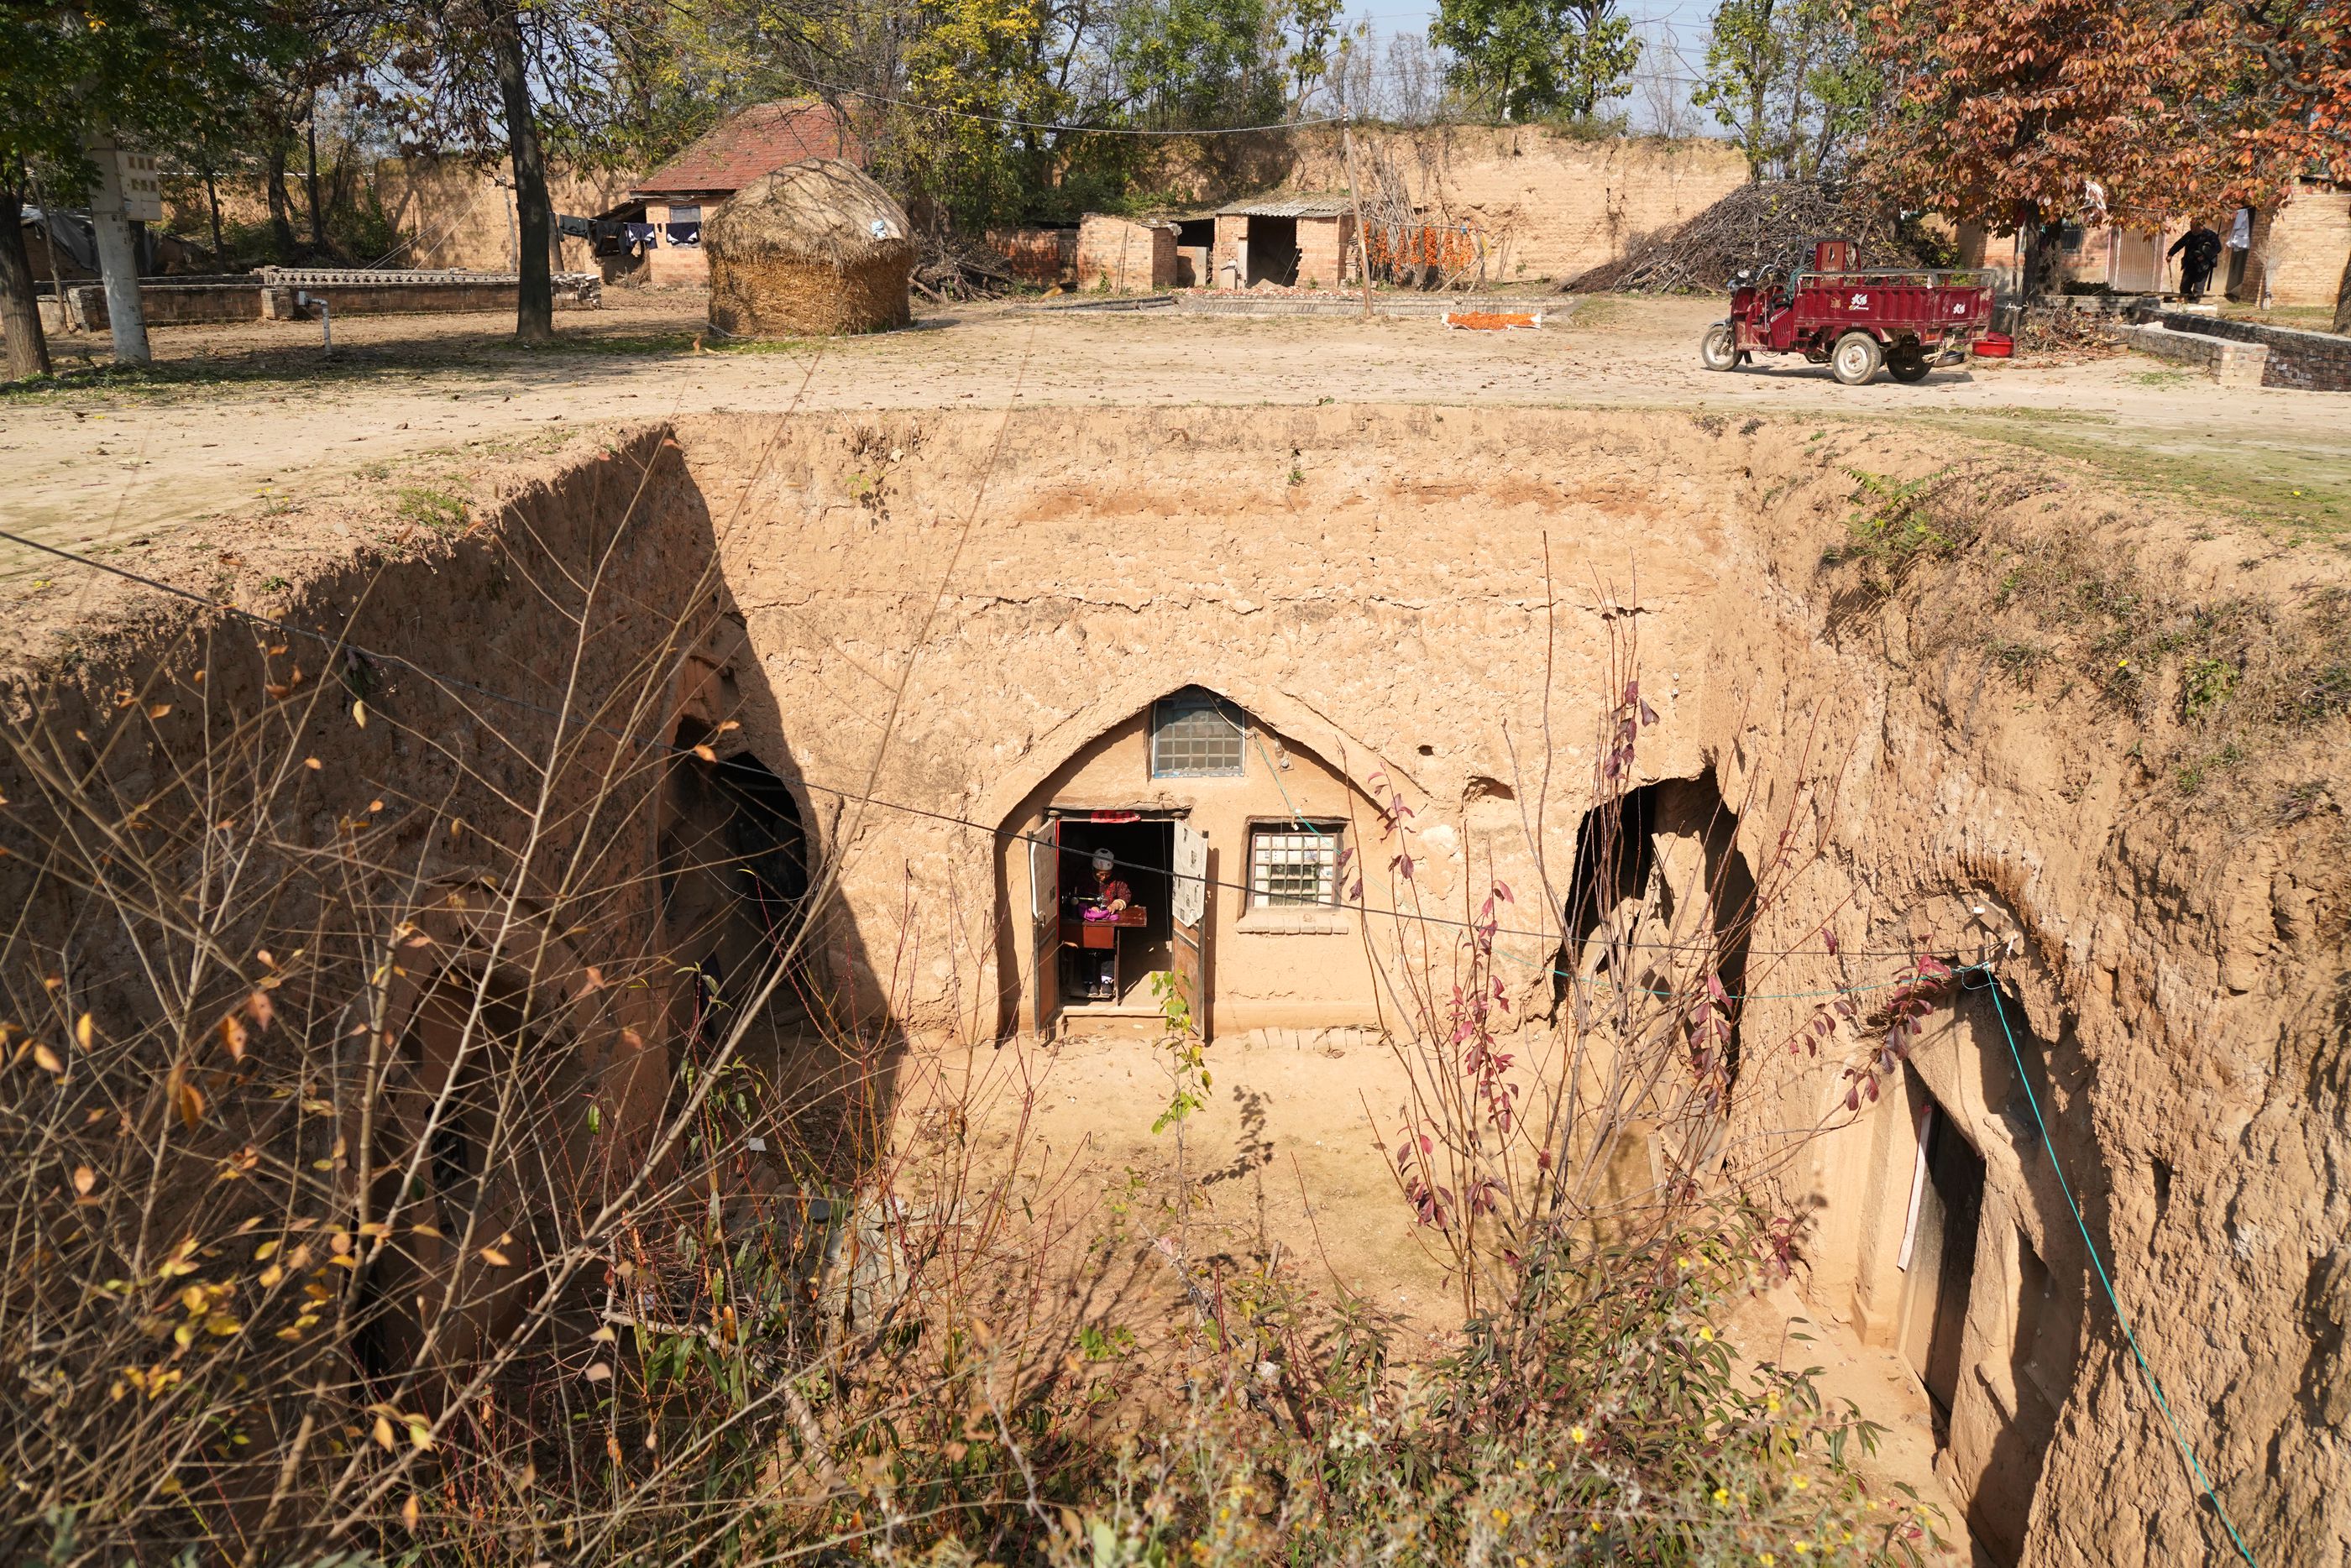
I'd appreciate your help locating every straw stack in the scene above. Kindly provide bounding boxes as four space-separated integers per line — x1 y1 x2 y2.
704 159 914 337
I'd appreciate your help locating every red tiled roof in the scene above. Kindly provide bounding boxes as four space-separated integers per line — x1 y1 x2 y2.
631 100 862 199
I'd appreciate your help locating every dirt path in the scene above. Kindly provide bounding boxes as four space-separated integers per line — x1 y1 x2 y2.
4 292 2345 579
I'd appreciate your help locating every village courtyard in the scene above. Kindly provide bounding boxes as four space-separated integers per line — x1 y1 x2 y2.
3 289 2347 572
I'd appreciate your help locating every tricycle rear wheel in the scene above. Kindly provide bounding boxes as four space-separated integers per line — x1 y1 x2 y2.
1830 332 1884 386
1699 322 1739 371
1887 347 1931 383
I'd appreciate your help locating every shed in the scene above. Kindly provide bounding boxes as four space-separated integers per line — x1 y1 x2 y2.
629 101 862 285
1213 194 1358 289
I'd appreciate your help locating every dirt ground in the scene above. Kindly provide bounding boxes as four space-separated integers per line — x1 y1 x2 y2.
4 290 2347 582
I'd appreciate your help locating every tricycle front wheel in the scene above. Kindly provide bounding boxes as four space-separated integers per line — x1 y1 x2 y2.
1831 332 1884 386
1699 322 1740 371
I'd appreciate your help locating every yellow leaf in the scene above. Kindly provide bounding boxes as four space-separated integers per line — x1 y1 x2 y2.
33 1043 63 1074
258 1264 284 1288
216 1013 249 1061
304 757 322 771
373 1415 397 1452
76 1013 94 1049
352 700 368 729
401 1493 422 1531
71 1165 95 1195
407 1419 433 1450
692 744 717 762
147 703 172 719
246 990 275 1030
588 1325 615 1343
479 1247 511 1267
715 719 741 733
583 1362 612 1382
175 1079 206 1128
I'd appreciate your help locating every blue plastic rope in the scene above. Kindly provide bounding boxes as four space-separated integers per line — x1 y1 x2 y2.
1973 967 2260 1566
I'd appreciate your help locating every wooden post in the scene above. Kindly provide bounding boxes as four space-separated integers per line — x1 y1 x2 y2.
1339 113 1374 321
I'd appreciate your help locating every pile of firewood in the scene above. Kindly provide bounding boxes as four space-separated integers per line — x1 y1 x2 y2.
1563 180 1948 295
913 232 1019 301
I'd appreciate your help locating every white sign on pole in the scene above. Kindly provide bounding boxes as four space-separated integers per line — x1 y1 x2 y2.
117 149 164 223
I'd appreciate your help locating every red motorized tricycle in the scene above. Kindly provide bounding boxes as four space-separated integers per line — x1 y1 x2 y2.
1699 238 2002 385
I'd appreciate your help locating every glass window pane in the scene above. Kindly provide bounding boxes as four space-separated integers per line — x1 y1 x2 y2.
1249 825 1342 907
1151 690 1244 777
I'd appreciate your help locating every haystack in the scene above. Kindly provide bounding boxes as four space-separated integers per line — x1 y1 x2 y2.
704 159 914 337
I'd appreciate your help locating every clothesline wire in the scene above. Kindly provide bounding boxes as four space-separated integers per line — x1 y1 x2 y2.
0 524 1945 966
785 75 1348 136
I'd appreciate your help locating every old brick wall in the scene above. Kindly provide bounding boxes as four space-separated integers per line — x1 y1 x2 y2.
1294 213 1354 289
1076 215 1176 290
2258 184 2349 308
985 227 1076 285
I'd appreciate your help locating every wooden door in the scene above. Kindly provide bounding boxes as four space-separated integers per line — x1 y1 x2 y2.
1030 820 1060 1034
1170 822 1209 1041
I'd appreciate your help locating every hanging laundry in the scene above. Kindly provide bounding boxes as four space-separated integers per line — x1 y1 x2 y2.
556 214 593 239
622 222 658 248
664 220 702 248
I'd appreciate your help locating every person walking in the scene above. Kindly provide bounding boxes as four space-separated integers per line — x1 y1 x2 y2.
2223 206 2254 301
2169 222 2223 301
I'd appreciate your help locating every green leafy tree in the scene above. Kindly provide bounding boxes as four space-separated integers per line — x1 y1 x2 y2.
1691 0 1872 180
1431 0 1639 122
0 0 304 378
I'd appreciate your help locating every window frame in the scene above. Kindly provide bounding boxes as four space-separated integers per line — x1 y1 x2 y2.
1149 689 1247 779
1246 818 1345 908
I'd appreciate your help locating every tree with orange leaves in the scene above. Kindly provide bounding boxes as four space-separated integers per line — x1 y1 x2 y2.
2217 0 2351 328
1859 0 2243 296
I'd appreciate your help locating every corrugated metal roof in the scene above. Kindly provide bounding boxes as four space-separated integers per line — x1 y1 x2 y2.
1215 194 1354 218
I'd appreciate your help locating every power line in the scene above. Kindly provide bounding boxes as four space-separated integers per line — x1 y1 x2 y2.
793 76 1346 136
0 525 1941 965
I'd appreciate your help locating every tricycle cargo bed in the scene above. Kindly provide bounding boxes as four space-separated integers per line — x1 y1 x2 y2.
1789 274 1993 338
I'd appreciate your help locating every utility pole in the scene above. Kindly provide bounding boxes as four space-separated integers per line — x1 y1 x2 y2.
83 132 153 366
1339 112 1374 321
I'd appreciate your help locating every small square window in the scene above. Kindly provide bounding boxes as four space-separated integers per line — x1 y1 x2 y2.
1151 689 1244 777
1249 823 1342 907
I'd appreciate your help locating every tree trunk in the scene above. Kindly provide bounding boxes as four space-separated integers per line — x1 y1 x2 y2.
2333 243 2350 336
490 0 554 342
203 165 225 264
305 101 326 253
0 184 52 380
2017 203 2064 301
265 140 298 263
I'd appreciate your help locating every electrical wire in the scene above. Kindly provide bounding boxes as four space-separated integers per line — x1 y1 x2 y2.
0 524 1942 964
788 76 1346 136
1971 966 2261 1567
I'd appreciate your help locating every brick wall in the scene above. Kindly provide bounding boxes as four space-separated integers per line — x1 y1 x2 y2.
2160 311 2351 391
1212 215 1248 287
2259 185 2349 308
1295 214 1354 289
984 227 1076 284
1075 215 1175 290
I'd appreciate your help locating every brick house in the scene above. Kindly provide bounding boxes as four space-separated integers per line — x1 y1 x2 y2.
1956 175 2348 306
1213 195 1357 289
628 100 863 286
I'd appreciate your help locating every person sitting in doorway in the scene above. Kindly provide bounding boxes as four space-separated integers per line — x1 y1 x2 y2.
1076 849 1131 1001
2169 222 2223 301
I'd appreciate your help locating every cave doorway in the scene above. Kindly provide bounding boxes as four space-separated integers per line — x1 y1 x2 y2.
660 721 815 1048
1898 1085 1986 1427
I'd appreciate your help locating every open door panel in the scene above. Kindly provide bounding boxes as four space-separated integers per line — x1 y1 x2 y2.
1171 821 1208 1042
1030 818 1059 1033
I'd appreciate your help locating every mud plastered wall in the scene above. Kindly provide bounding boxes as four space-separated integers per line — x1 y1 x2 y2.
672 405 2344 1566
4 405 2342 1566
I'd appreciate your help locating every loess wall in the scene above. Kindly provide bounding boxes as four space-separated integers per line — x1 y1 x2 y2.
4 405 2344 1566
